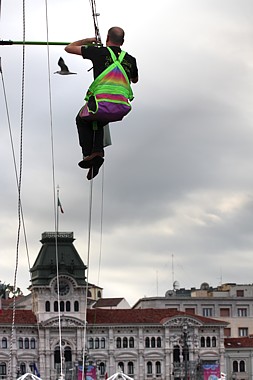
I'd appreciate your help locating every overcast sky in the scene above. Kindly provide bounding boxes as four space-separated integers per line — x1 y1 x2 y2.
1 0 253 306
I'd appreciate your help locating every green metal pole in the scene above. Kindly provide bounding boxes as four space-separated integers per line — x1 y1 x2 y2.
0 40 70 46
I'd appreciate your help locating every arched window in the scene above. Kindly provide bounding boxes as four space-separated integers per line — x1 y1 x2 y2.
95 338 99 349
206 337 211 347
123 337 128 348
60 301 64 312
101 338 105 349
64 346 72 363
145 337 150 348
0 362 7 377
212 337 216 347
147 361 152 375
31 338 36 349
200 337 205 347
233 361 238 372
129 337 134 348
20 362 26 375
66 301 71 312
173 345 180 362
2 338 7 349
156 361 161 374
118 362 124 372
99 362 105 376
45 301 50 312
18 338 23 349
239 360 245 372
157 337 161 347
97 290 102 298
151 337 156 348
25 338 29 349
88 338 94 349
74 301 79 312
116 337 121 348
128 362 134 375
54 301 58 312
55 346 61 364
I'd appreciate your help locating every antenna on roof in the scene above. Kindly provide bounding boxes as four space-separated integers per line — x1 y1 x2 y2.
171 253 174 287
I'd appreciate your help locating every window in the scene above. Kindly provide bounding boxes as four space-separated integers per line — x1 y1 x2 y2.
20 363 26 375
88 338 94 349
74 301 79 312
118 362 124 372
238 328 248 337
99 362 105 376
203 308 213 317
151 337 156 348
116 337 121 348
185 308 195 314
60 301 64 312
224 328 231 337
233 361 238 372
101 338 105 349
31 338 36 349
66 301 71 312
2 338 7 349
237 290 244 297
147 361 152 375
206 337 211 347
240 360 245 372
123 337 128 348
220 308 230 317
157 337 161 348
95 338 99 349
145 337 150 348
19 338 23 349
54 301 58 312
0 362 6 379
238 308 247 317
45 301 50 312
129 337 134 348
25 338 29 349
97 290 102 298
156 361 161 375
212 337 216 347
128 362 134 375
200 337 205 347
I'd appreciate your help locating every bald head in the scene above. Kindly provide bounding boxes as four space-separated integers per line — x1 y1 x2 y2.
107 26 125 46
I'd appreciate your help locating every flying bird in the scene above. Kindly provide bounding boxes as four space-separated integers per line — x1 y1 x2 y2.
54 57 76 75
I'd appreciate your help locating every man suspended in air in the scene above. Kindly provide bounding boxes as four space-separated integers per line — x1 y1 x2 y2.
65 26 138 180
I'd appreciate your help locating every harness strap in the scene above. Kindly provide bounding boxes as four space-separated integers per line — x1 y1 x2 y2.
85 47 133 102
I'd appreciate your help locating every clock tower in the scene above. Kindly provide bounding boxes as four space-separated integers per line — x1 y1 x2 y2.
30 231 87 323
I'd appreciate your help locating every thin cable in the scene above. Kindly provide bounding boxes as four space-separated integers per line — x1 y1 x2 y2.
8 0 26 378
0 60 31 271
82 178 94 380
44 0 64 377
97 164 105 288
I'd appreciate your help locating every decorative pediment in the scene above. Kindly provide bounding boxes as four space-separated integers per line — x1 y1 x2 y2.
41 316 85 328
163 316 202 328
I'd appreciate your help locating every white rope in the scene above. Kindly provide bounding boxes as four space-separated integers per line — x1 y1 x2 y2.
44 0 64 376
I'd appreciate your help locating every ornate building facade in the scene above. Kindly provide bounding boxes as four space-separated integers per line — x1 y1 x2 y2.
0 232 248 380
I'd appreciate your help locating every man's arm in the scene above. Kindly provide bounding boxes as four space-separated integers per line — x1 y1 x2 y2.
65 37 97 55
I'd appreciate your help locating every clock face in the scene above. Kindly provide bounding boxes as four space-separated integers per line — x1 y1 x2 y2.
55 279 70 296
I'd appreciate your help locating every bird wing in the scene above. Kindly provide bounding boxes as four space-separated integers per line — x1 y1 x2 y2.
58 57 69 72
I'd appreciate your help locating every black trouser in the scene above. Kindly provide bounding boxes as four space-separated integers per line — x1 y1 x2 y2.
76 114 107 157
